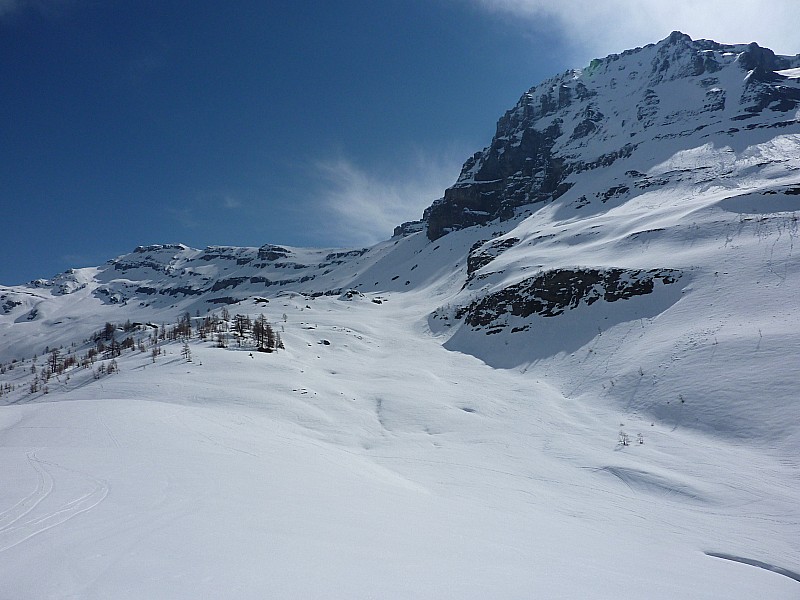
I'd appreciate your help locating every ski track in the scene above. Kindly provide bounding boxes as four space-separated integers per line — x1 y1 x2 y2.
0 451 54 533
705 552 800 584
166 404 261 458
0 453 109 553
97 407 121 449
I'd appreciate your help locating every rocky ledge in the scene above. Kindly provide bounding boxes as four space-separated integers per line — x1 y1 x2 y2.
455 267 682 328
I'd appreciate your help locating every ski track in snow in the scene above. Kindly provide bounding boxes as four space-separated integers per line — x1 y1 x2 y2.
705 552 800 584
96 406 121 449
0 452 109 553
0 452 54 533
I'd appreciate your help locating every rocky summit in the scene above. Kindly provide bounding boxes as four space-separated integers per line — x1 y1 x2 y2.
423 31 800 239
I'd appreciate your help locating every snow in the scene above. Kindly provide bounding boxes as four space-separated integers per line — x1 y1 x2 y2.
0 278 798 598
0 33 799 599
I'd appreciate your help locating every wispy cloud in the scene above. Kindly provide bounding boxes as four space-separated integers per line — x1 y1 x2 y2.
468 0 800 61
166 205 200 230
312 149 465 246
221 195 242 210
0 0 20 16
0 0 71 19
166 192 244 231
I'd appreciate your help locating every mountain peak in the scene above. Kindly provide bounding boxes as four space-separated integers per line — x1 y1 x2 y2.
424 33 800 240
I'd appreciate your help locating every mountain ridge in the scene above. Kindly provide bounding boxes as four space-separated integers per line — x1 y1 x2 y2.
2 34 799 446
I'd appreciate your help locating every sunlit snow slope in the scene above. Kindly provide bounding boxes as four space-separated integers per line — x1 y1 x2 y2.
0 32 798 599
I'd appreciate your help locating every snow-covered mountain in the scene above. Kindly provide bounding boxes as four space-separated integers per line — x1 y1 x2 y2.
424 30 800 238
1 33 799 599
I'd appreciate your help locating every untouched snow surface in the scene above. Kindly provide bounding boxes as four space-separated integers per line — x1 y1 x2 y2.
0 286 798 598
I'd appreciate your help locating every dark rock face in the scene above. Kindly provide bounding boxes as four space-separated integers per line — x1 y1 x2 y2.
1 296 22 314
210 277 249 292
466 237 519 280
736 42 793 72
571 105 604 140
426 120 567 240
393 220 424 238
257 245 291 261
323 249 369 262
456 268 682 328
133 244 187 254
198 247 253 265
740 68 800 117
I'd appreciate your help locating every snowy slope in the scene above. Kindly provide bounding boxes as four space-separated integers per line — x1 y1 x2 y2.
437 139 800 446
1 32 799 598
1 292 797 599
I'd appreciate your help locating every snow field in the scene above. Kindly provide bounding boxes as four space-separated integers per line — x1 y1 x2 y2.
0 288 797 598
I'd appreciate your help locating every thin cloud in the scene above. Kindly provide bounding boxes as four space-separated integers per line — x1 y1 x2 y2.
313 150 465 247
0 0 71 19
469 0 800 61
198 191 246 211
0 0 20 16
221 195 242 210
165 190 246 233
166 205 200 230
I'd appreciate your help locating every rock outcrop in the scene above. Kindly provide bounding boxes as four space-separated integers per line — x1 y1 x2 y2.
455 268 682 328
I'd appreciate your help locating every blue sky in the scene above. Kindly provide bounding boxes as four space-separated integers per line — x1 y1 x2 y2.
2 0 798 284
